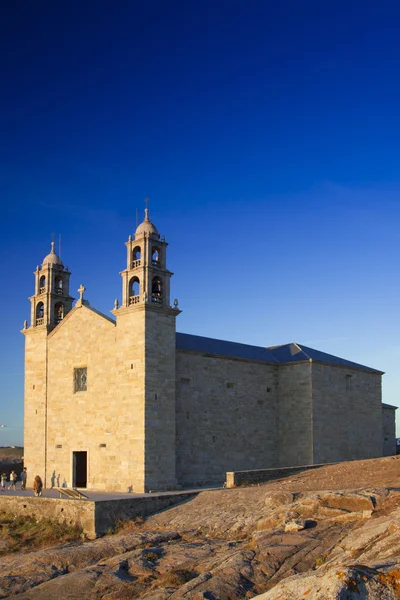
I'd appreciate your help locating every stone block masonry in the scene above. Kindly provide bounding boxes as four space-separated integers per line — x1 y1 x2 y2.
226 463 332 488
0 492 199 538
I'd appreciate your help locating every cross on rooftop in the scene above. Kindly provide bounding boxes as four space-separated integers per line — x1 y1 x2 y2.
78 284 86 302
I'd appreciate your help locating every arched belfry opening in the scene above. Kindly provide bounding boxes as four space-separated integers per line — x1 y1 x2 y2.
132 246 141 268
39 275 46 294
55 276 63 295
54 302 64 324
151 276 163 304
129 277 140 304
151 247 160 267
36 302 44 326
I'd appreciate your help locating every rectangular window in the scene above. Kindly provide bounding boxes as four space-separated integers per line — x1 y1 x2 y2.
227 382 234 389
74 367 87 393
346 375 352 391
181 377 190 385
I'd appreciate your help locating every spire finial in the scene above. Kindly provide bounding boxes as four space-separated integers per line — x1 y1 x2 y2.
144 197 149 221
50 233 55 254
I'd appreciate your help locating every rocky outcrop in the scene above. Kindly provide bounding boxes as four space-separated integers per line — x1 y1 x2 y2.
2 456 400 599
253 563 400 599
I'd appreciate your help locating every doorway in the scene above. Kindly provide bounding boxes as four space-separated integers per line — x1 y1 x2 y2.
73 451 87 488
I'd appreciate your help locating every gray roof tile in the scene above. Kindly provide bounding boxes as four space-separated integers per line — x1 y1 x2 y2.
176 333 382 374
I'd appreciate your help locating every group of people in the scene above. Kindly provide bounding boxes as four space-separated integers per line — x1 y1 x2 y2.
0 469 43 496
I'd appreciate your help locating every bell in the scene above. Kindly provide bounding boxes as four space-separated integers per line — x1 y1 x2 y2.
152 279 162 296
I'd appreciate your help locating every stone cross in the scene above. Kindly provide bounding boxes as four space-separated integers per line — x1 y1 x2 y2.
78 284 86 302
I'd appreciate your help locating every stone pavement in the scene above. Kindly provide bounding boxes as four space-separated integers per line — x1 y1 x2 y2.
0 484 222 502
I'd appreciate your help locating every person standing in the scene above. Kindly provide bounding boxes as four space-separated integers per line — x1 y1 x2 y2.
20 467 27 490
33 475 43 497
8 470 17 490
0 473 6 491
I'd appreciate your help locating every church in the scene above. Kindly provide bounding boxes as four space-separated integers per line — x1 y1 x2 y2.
22 208 396 493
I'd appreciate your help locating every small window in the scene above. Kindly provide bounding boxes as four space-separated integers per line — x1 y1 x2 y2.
346 375 352 391
74 367 87 393
181 377 190 385
99 443 107 448
267 387 272 393
227 382 234 389
56 444 62 449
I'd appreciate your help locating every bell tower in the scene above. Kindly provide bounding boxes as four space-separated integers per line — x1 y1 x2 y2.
28 241 74 331
22 240 74 488
120 202 173 309
113 203 180 492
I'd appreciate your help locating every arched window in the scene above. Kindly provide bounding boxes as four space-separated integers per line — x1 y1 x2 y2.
39 276 46 294
151 277 163 304
54 302 64 324
152 247 160 267
132 246 141 268
55 277 63 295
129 277 140 305
36 302 44 326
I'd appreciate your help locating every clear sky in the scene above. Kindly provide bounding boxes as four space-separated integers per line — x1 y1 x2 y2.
2 1 400 445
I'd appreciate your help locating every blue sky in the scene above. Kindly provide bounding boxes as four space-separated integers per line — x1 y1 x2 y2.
2 1 400 445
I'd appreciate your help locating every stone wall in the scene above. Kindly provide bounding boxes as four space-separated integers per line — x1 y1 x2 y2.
382 405 396 456
23 327 49 488
144 307 178 491
226 463 329 488
278 362 313 467
312 363 383 464
46 305 119 491
26 300 179 495
0 496 95 536
94 492 197 536
175 350 279 486
0 492 199 538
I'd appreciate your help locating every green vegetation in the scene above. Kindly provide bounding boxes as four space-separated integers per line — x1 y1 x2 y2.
0 511 82 555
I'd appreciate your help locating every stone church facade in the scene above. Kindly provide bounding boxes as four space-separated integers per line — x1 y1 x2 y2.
22 209 396 493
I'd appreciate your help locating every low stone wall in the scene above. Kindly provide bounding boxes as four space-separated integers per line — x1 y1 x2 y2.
0 492 199 538
94 492 198 536
0 496 95 534
226 463 332 488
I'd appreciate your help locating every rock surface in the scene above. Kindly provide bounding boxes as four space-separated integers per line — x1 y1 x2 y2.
1 455 400 598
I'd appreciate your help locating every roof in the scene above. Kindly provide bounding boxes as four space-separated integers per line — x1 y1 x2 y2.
176 333 383 374
267 342 383 374
382 403 398 410
176 332 278 363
